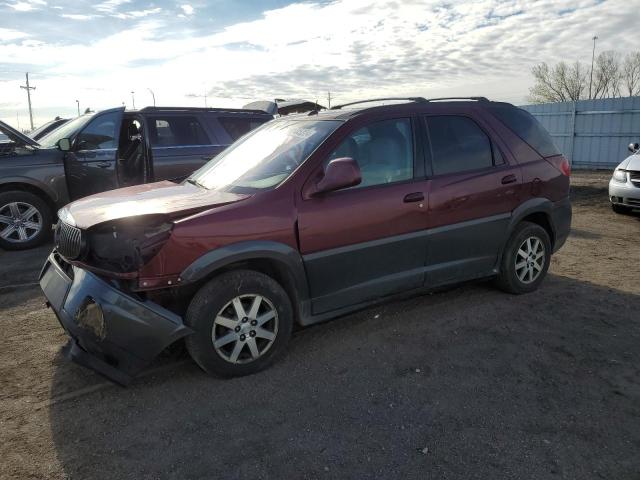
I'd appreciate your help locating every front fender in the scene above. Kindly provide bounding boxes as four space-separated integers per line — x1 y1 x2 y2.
180 240 311 321
0 174 69 207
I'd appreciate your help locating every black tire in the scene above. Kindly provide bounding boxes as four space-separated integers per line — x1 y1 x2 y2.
0 190 53 250
495 221 552 294
185 269 293 378
611 203 632 214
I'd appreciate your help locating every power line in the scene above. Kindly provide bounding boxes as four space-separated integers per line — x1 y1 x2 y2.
19 73 35 130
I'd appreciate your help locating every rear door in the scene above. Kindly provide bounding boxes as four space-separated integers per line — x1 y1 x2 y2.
64 107 123 200
424 114 521 286
297 116 429 315
147 114 223 182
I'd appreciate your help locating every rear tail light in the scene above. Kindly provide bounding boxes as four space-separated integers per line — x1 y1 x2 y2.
546 156 571 176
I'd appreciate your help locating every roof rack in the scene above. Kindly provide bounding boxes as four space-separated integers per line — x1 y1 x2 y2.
425 96 489 102
138 106 271 115
330 96 490 110
330 97 427 110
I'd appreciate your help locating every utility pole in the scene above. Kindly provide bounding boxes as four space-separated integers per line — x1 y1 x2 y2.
75 100 80 116
131 91 136 109
147 88 156 107
327 91 332 109
588 35 598 99
19 73 35 130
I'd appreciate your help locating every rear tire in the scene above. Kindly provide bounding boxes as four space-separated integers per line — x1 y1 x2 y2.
0 190 53 250
184 270 293 378
495 222 551 294
611 203 632 214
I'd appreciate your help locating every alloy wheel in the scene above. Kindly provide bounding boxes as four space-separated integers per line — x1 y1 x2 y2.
0 202 43 243
515 236 545 284
211 294 279 364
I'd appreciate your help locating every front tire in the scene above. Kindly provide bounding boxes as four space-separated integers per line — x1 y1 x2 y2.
185 270 293 378
0 190 53 250
495 222 551 294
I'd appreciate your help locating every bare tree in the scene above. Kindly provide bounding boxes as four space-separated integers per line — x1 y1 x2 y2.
529 50 640 104
591 51 622 99
622 51 640 96
528 61 587 103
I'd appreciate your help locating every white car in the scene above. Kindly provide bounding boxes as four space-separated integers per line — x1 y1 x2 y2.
609 142 640 214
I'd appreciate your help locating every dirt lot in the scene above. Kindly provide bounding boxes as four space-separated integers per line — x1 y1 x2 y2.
0 171 639 480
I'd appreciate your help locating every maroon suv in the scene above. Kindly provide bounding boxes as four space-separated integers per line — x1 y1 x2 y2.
40 97 571 384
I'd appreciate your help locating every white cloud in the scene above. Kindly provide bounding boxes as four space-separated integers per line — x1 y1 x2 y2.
180 4 194 15
2 0 640 126
94 0 131 14
0 27 29 41
61 13 97 20
4 0 46 12
112 7 162 19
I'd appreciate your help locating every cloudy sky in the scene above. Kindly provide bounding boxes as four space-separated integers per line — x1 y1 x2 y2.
1 0 639 128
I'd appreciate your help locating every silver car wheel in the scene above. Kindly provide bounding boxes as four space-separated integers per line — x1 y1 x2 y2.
211 294 279 364
515 236 545 284
0 201 43 243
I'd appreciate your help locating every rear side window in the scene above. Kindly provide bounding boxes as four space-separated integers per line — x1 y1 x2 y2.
488 105 560 157
218 117 269 141
426 116 493 175
149 116 210 147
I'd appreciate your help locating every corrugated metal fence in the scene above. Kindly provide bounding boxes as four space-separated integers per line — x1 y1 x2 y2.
520 96 640 169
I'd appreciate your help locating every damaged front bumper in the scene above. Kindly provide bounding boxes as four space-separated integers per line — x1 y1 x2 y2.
39 252 191 385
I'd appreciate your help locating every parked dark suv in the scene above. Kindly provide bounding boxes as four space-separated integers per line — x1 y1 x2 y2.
40 97 571 385
0 106 272 249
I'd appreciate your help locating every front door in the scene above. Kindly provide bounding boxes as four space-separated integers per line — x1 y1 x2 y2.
423 114 522 286
147 114 224 182
64 107 124 200
297 117 429 315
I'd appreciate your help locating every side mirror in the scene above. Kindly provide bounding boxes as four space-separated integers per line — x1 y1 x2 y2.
57 138 71 152
629 142 640 153
314 157 361 195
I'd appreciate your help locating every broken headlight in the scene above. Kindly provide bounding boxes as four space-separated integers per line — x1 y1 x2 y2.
85 216 173 273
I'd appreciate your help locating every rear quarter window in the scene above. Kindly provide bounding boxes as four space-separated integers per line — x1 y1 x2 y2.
488 105 560 158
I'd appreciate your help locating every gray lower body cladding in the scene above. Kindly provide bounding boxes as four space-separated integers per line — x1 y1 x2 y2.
39 252 191 385
550 197 572 252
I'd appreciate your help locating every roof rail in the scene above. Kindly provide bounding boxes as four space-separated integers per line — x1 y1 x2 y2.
330 97 427 110
138 106 271 115
425 96 489 102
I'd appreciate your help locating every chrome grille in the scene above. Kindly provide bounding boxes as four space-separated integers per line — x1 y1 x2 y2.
55 221 83 259
629 171 640 187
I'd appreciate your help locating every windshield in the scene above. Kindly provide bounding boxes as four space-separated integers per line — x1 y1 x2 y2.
38 114 93 147
189 119 341 191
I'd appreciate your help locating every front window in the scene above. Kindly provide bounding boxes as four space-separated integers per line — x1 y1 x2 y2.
189 119 341 191
38 115 93 148
327 118 414 188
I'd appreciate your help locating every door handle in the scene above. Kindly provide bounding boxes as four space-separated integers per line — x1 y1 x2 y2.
403 192 425 203
96 161 111 168
501 174 517 184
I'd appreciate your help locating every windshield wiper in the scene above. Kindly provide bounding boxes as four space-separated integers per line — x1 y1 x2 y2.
186 178 206 189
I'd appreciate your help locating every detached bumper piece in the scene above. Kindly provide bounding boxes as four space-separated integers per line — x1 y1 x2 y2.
40 252 191 386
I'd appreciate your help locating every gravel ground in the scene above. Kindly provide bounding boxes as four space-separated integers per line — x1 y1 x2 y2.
0 170 639 480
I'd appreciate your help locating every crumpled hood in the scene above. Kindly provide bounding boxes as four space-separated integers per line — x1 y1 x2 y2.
60 181 250 229
619 153 640 171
